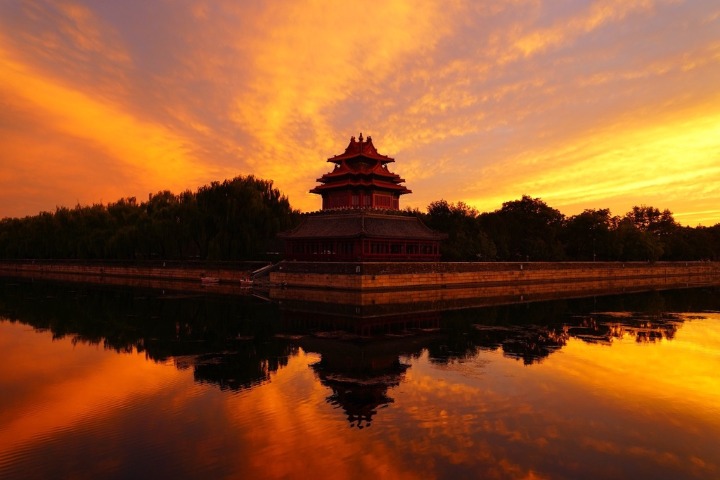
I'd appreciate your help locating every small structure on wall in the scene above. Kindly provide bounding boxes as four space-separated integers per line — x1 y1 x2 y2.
279 133 445 261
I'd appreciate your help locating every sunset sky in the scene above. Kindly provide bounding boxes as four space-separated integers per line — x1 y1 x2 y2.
1 1 719 226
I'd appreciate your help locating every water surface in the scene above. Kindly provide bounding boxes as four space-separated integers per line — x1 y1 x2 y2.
0 280 719 479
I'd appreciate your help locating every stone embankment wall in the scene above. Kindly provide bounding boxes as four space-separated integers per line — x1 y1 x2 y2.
270 261 720 291
2 260 718 296
0 260 265 287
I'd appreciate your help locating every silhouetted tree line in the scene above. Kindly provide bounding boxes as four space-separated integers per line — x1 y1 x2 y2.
1 176 719 262
417 195 720 262
0 176 299 260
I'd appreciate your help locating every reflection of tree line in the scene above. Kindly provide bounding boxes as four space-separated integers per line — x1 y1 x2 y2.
424 289 718 365
1 280 719 426
469 312 682 365
571 313 681 344
0 280 295 392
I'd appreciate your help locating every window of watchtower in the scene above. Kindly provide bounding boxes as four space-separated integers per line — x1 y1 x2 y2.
373 194 393 209
363 194 372 207
325 191 347 209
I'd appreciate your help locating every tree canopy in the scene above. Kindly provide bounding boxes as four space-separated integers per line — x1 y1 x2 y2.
1 179 718 262
420 196 719 262
0 176 299 260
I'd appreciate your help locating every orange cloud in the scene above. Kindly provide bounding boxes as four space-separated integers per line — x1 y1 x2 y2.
0 0 719 225
512 0 663 58
227 0 458 209
0 43 230 215
464 99 720 223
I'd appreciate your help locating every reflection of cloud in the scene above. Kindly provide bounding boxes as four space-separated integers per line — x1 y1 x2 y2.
389 316 720 478
2 305 719 478
0 323 182 457
551 314 720 410
225 350 423 479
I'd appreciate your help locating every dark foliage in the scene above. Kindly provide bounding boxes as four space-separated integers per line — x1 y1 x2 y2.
1 179 718 262
421 196 720 262
421 200 497 261
0 176 299 260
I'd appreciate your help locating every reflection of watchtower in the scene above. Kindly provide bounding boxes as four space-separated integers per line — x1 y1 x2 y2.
280 308 442 336
300 336 411 429
285 308 442 428
279 134 444 261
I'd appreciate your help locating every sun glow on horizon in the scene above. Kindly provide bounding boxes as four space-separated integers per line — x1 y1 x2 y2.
1 1 719 226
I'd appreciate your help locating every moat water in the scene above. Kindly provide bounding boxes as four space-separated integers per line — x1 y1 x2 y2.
1 279 719 479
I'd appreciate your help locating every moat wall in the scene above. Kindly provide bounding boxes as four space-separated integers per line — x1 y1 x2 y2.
0 260 264 294
1 260 718 297
270 261 720 291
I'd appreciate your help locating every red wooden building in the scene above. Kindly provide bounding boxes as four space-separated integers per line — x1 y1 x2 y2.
310 133 410 209
279 134 445 261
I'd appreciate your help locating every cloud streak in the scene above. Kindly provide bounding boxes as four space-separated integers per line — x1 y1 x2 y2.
1 0 719 225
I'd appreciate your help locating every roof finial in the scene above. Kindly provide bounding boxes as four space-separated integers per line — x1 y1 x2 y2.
359 132 363 142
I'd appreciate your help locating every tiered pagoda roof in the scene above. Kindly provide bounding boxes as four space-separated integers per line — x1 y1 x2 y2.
278 133 444 261
310 133 411 199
